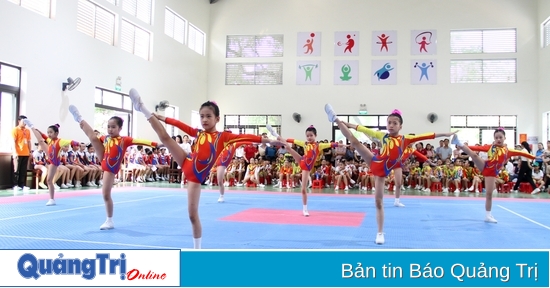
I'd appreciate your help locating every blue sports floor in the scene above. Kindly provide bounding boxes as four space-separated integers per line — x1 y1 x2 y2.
0 187 549 249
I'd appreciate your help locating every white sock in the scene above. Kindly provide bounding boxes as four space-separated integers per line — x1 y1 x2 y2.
193 237 202 249
395 198 400 203
107 217 112 221
303 205 308 211
141 106 152 119
486 211 491 217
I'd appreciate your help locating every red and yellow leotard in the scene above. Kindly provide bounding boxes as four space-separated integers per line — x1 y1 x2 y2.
41 133 79 166
355 125 435 177
165 118 262 183
215 142 253 167
468 145 535 177
399 146 428 167
99 136 157 174
286 139 338 171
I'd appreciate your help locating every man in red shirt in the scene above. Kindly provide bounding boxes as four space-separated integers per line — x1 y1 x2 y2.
244 143 257 162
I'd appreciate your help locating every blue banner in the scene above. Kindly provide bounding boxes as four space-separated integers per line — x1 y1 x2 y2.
179 250 548 287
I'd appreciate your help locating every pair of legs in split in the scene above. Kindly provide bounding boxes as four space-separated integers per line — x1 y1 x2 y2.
284 146 313 216
266 125 312 216
24 121 58 206
325 104 389 244
451 136 497 223
128 89 202 249
69 106 118 230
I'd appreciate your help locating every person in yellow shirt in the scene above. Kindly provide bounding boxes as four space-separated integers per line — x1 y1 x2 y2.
496 167 509 191
12 115 31 191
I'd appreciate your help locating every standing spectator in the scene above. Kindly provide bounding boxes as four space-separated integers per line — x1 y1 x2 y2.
437 139 453 161
435 140 444 157
12 115 31 191
535 142 545 168
513 141 540 194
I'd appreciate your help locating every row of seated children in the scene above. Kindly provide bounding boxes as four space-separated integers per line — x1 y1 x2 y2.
32 143 103 189
123 146 171 182
405 158 509 193
206 158 270 188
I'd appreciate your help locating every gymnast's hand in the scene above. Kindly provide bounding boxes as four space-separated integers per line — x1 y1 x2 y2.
152 113 166 122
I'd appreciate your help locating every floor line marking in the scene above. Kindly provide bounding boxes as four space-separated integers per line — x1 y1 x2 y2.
497 204 550 230
0 234 184 249
0 195 176 221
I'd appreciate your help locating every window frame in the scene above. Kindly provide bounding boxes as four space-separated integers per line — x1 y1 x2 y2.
94 87 133 136
188 23 206 55
120 18 152 61
225 62 284 85
223 115 282 138
450 59 517 84
450 28 517 54
76 0 117 46
0 62 22 153
164 7 187 45
226 34 285 58
450 115 517 146
330 115 388 144
8 0 54 19
541 17 550 48
121 0 154 25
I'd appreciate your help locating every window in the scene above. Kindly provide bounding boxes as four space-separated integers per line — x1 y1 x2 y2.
77 0 116 46
348 116 380 127
450 59 516 83
450 29 516 53
188 24 205 55
162 105 178 137
0 64 20 87
122 0 153 25
226 35 284 58
164 7 186 44
450 115 517 147
331 115 389 143
0 63 21 153
8 0 53 18
121 19 151 60
94 87 133 136
542 18 550 48
223 115 282 138
105 0 117 5
225 63 283 85
191 110 200 129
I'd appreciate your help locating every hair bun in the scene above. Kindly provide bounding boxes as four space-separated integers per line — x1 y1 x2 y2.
309 125 315 128
55 124 60 128
210 101 217 105
497 127 504 130
391 109 401 115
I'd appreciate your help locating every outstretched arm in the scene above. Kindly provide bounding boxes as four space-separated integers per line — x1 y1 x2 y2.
412 150 428 162
154 113 199 138
508 149 536 160
348 123 385 141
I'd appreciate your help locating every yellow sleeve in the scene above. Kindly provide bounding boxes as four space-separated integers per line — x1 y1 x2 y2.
355 125 385 140
319 142 337 150
288 139 306 148
404 133 435 145
59 139 79 147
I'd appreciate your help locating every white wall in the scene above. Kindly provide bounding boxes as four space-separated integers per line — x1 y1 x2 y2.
0 0 210 143
208 0 539 145
538 0 550 143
